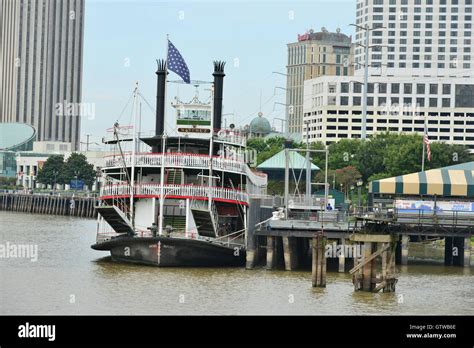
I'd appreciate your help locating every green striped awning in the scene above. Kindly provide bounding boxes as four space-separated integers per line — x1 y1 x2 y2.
370 166 474 198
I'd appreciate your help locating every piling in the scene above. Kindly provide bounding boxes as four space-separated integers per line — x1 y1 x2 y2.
444 237 454 266
401 234 409 265
266 236 275 270
311 232 327 287
283 237 298 271
338 238 346 273
350 234 398 292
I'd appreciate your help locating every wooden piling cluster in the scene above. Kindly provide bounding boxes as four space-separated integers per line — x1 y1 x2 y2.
349 234 398 293
312 232 327 287
0 193 97 218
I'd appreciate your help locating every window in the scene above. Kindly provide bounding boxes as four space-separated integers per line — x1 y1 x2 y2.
341 83 349 93
404 84 412 94
430 84 438 94
368 83 375 94
340 96 349 105
391 83 400 94
353 83 362 93
379 83 387 93
417 84 425 94
429 98 438 107
353 97 362 106
416 98 425 107
443 84 451 95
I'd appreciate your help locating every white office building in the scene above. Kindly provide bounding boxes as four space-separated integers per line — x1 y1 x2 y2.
303 0 474 147
304 75 474 147
354 0 473 76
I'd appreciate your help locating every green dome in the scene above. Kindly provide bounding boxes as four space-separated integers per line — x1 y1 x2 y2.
249 113 272 135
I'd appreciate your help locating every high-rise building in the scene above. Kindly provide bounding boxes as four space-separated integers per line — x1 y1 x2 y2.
0 0 85 150
303 0 474 149
286 28 354 136
354 0 472 78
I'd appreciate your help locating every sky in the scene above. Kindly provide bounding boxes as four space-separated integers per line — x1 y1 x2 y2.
81 0 356 148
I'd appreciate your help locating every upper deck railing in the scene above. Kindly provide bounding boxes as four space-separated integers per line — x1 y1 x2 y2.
103 152 267 187
100 183 249 204
213 129 247 147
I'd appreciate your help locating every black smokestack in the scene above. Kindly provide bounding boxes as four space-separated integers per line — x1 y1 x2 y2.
155 59 167 138
212 61 225 130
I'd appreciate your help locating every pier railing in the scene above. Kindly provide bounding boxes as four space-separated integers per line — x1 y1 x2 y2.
100 183 250 204
286 210 350 223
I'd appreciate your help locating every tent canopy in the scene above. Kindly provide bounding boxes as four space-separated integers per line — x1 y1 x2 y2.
369 162 474 198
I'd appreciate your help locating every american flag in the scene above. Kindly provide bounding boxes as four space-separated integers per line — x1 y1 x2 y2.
424 128 431 162
167 40 190 84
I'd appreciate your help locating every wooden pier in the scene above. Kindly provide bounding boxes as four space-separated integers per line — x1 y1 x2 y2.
245 198 472 293
0 193 97 218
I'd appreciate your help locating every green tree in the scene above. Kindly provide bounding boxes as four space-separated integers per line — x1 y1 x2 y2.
62 153 96 187
328 139 362 169
335 166 362 196
36 155 65 187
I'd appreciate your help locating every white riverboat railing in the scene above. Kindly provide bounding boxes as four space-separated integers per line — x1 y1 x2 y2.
213 130 247 147
100 183 250 204
104 152 267 187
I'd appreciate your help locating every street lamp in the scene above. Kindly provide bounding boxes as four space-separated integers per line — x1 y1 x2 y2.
53 170 58 192
222 113 235 130
349 23 386 140
74 170 79 194
273 117 288 136
274 86 287 95
357 178 363 208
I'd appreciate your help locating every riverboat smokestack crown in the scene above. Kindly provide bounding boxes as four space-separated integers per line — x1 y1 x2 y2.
155 59 167 138
212 61 225 131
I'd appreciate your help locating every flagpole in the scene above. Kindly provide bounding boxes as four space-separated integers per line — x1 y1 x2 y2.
422 113 426 171
158 34 169 237
164 33 169 136
422 133 425 171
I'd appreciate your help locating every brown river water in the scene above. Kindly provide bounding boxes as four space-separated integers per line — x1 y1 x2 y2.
1 211 473 315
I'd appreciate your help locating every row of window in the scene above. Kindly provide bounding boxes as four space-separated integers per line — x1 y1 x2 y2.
340 82 453 94
305 110 474 117
340 96 452 107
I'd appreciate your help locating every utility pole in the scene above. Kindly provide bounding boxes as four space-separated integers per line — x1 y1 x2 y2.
81 134 100 151
362 25 370 140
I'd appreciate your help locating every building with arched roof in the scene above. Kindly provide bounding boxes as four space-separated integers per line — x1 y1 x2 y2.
0 123 36 178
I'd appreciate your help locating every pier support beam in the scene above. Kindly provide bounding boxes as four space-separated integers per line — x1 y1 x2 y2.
362 242 375 291
312 234 327 287
282 237 297 270
338 238 346 273
349 234 398 292
245 198 260 269
401 234 409 265
464 237 472 268
266 236 275 270
453 237 465 266
444 237 453 266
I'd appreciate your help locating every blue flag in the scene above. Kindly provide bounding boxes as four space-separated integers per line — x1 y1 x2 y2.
167 40 190 83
